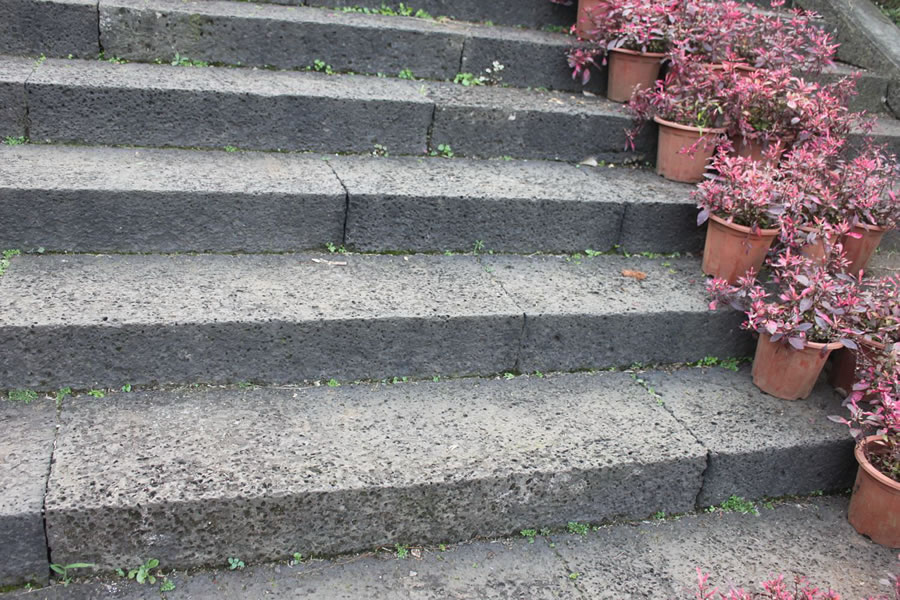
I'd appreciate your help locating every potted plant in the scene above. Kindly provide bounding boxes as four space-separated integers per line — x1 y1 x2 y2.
831 275 900 396
831 148 900 275
570 0 676 102
707 250 861 400
695 150 782 283
830 348 900 548
627 49 728 183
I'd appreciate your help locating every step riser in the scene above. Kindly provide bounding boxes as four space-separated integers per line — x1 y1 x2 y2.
99 0 602 95
0 190 346 253
0 311 751 389
46 456 704 569
18 59 640 161
0 0 99 59
26 81 434 155
0 192 703 254
0 316 524 389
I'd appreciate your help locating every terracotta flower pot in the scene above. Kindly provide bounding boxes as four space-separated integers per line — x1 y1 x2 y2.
702 214 778 284
606 47 665 103
843 223 891 275
798 226 837 265
752 333 842 400
654 116 725 183
576 0 602 38
732 136 788 166
829 339 886 396
848 436 900 547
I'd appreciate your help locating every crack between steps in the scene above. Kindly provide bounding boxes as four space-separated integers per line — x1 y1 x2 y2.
457 36 468 77
40 400 64 581
424 103 437 154
633 372 712 511
21 63 40 142
324 161 351 246
95 0 103 56
478 255 529 373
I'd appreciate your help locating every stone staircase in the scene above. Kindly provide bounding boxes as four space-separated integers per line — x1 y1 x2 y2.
1 0 898 589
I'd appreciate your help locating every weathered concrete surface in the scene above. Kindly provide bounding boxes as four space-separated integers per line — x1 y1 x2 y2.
0 145 346 252
335 156 695 253
482 255 753 372
806 62 891 114
101 0 598 93
0 58 33 139
26 59 434 154
645 365 855 506
427 83 648 162
16 497 897 599
554 496 897 600
0 253 522 389
0 254 753 389
0 399 56 587
45 373 706 569
0 0 99 58
302 0 577 29
100 0 467 80
796 0 900 77
852 117 900 158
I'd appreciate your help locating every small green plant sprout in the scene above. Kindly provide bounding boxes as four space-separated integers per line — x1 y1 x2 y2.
128 558 159 584
325 242 347 254
310 59 334 74
520 529 537 543
453 72 486 87
395 544 409 559
98 51 127 64
711 495 759 515
326 378 340 387
503 372 516 380
430 143 454 158
372 143 389 157
171 53 209 67
0 248 20 276
227 557 245 570
438 543 447 552
291 552 303 564
224 145 238 153
472 240 485 255
391 376 409 384
236 381 253 389
87 389 105 398
159 579 176 592
398 68 416 80
55 387 73 405
719 357 741 371
533 371 544 378
652 511 666 520
8 389 38 404
50 562 94 586
34 53 47 67
121 383 132 392
569 572 580 580
567 521 589 535
432 375 441 382
584 248 603 257
2 136 25 146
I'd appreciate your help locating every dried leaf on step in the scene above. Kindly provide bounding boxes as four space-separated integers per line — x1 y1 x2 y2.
578 156 599 167
582 90 596 97
311 258 348 266
622 269 648 281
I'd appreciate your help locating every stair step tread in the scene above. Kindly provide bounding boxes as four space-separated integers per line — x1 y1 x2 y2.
38 366 849 570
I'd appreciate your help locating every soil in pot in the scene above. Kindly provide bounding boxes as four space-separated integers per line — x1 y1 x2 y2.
654 116 725 183
606 47 665 103
843 223 891 275
828 339 887 396
848 436 900 547
702 214 778 284
752 333 842 400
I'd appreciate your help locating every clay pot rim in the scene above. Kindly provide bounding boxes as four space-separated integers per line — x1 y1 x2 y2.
709 214 779 236
759 332 843 352
854 435 900 494
852 222 892 233
608 47 666 59
653 115 726 134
